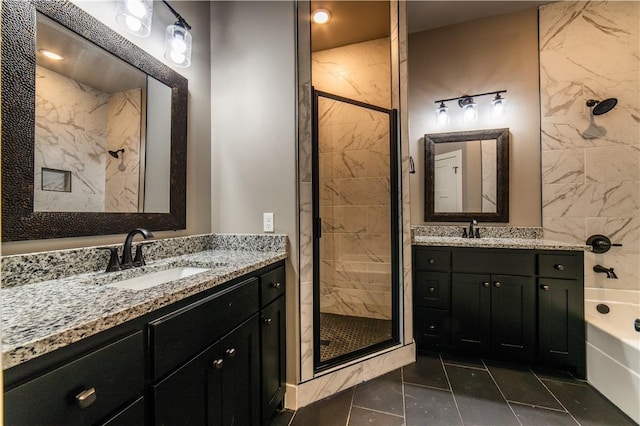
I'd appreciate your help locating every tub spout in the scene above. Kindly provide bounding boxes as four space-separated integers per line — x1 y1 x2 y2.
593 264 618 279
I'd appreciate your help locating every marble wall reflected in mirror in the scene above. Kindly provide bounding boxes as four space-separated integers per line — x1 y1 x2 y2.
1 0 187 241
425 128 509 222
34 12 171 214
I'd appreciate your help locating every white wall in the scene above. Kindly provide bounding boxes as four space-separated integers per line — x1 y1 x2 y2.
2 0 212 254
209 0 298 382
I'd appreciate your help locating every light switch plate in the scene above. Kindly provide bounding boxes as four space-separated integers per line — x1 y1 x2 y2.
263 212 274 233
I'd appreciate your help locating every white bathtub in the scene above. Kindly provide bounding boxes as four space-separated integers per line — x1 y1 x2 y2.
585 288 640 424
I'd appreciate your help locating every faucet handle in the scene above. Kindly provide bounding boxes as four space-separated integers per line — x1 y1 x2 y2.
474 228 481 238
97 247 121 272
133 242 154 267
462 228 468 238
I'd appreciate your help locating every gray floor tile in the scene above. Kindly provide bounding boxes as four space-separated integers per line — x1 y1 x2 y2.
352 369 404 416
403 352 450 390
446 364 519 426
510 403 579 426
543 380 637 426
269 409 295 426
441 353 486 369
290 388 353 426
348 407 404 426
404 383 462 426
486 361 563 410
531 366 585 385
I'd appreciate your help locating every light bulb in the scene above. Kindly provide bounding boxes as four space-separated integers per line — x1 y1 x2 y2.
116 0 153 37
436 102 449 127
39 49 64 61
125 15 142 32
312 9 331 24
164 22 192 67
492 93 506 119
126 0 146 18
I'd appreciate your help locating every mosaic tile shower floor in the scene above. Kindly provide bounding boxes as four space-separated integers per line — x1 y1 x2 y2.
319 313 392 361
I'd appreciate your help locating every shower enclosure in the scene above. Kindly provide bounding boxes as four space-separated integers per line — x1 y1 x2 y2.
312 89 400 370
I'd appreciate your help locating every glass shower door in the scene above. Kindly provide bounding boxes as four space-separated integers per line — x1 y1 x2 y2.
312 89 399 370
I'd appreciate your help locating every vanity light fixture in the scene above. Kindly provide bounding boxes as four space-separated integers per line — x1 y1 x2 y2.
38 49 64 61
312 9 332 24
434 90 507 124
162 1 192 68
116 0 153 37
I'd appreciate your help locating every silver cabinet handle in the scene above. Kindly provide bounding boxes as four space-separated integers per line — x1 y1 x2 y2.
428 287 436 293
225 348 236 359
272 282 281 290
263 317 272 326
482 281 490 288
75 387 97 410
554 264 565 271
428 325 436 331
428 259 435 264
212 359 224 369
494 282 502 288
540 285 550 291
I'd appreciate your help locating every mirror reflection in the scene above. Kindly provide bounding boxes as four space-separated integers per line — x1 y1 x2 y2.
434 138 497 213
34 13 171 214
425 128 509 222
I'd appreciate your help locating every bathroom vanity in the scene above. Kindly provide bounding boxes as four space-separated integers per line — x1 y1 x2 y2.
412 232 586 378
2 235 287 425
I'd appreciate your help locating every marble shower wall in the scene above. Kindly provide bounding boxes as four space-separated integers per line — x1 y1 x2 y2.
539 1 640 291
34 65 109 212
313 38 393 320
105 89 141 212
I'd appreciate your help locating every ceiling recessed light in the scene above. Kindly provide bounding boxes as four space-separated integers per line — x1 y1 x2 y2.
38 49 64 61
312 9 331 24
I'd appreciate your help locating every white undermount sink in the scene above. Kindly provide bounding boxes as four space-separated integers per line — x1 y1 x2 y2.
106 266 212 291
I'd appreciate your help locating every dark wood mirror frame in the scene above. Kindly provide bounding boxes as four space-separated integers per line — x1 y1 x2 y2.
424 128 509 223
1 0 188 242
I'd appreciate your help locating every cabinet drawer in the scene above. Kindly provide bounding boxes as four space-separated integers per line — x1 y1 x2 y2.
149 277 259 380
414 248 451 271
414 308 450 348
4 332 143 426
452 249 535 276
538 254 582 279
103 396 145 425
414 271 450 309
261 265 285 307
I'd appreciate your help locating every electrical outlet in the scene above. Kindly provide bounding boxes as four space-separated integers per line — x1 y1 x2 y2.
263 212 274 233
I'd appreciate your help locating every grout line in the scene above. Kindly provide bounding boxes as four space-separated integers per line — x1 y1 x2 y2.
351 405 405 419
287 410 296 426
442 361 487 371
344 386 355 426
483 359 524 426
403 381 452 393
440 353 465 426
530 367 582 426
507 400 572 413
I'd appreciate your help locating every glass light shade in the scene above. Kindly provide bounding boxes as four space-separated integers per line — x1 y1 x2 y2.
492 95 507 119
462 103 477 123
116 0 153 37
312 9 332 24
164 23 192 68
436 103 449 127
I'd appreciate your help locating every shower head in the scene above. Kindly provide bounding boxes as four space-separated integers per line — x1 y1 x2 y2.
108 148 125 159
586 98 618 115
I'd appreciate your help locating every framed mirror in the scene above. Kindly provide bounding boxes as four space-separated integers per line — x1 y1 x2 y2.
1 0 188 242
424 128 509 222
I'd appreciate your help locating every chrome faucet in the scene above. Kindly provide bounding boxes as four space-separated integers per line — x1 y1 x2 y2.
468 219 478 239
121 228 154 269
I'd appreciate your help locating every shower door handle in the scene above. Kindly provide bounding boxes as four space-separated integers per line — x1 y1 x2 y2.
315 217 322 238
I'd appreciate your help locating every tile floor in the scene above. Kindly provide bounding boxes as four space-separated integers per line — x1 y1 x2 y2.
320 313 392 361
271 352 637 426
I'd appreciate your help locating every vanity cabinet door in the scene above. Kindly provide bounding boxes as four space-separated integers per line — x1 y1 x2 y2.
451 273 491 355
261 295 287 424
153 316 260 426
490 275 535 362
538 278 585 378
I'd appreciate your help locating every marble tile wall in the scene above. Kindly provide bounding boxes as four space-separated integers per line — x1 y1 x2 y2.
105 89 142 212
539 1 639 291
34 65 109 212
314 39 393 320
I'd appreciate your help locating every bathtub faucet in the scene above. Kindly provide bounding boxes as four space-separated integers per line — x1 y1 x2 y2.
593 264 618 279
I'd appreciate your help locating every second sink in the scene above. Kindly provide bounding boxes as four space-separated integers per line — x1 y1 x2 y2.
106 267 212 291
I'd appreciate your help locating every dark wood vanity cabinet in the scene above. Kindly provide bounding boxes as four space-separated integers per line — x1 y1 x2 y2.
3 261 287 425
413 247 585 377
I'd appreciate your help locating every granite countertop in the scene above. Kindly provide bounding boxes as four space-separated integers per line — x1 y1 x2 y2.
1 248 287 369
412 235 588 251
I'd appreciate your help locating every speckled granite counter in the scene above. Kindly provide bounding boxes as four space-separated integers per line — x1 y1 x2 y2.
1 234 287 369
412 236 587 251
411 225 588 251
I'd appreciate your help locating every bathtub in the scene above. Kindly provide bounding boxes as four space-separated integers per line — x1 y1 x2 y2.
585 288 640 424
